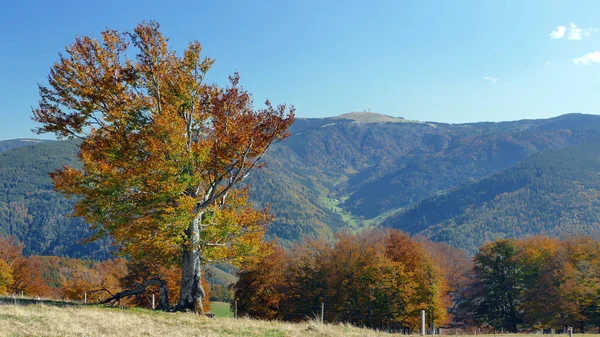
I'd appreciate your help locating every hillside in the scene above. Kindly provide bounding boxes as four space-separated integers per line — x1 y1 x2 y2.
382 143 600 253
2 113 600 255
0 140 111 258
254 113 600 245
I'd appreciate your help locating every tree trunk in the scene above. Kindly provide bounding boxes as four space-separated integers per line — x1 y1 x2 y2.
177 215 205 314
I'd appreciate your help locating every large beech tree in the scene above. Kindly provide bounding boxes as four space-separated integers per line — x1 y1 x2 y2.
33 21 294 313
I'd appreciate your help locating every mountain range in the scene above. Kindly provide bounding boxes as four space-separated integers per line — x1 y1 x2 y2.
2 112 600 257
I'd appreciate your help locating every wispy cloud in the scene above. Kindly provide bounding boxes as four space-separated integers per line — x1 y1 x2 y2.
484 77 499 84
550 25 566 39
573 51 600 65
549 22 598 40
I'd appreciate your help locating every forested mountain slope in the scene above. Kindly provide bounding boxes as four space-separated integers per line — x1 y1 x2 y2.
382 143 600 253
2 112 600 256
255 113 600 245
0 140 111 258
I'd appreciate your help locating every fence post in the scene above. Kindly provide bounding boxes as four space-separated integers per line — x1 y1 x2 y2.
421 310 426 336
84 292 87 304
234 300 238 319
568 327 573 337
321 302 325 324
152 294 155 310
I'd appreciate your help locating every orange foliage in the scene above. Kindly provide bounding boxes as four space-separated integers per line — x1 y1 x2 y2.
469 235 600 331
0 236 49 296
61 258 127 302
231 245 287 320
33 21 294 312
0 259 12 294
233 230 450 330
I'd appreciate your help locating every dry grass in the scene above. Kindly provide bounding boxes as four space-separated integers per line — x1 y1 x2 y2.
1 302 599 337
0 302 402 337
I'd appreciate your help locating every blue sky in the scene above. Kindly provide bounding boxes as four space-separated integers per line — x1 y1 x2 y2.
2 0 600 140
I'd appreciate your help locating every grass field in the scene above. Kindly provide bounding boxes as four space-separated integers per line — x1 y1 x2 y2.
0 301 406 337
1 298 598 337
210 301 233 318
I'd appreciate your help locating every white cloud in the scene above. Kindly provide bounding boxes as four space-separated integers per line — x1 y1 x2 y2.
549 23 598 40
484 77 499 83
550 25 567 39
573 51 600 65
568 22 583 40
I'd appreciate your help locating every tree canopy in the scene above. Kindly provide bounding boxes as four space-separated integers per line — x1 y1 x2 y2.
33 21 294 313
232 229 450 330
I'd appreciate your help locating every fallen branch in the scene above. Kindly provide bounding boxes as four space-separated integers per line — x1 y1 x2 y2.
99 278 169 311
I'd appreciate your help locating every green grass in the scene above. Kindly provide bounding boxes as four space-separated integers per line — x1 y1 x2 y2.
210 301 233 318
317 195 405 231
317 195 363 228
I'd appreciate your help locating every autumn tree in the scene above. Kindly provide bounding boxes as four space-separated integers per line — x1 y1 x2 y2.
463 236 600 332
385 231 450 329
281 238 330 321
415 235 473 322
471 239 523 332
231 245 288 320
550 237 600 332
0 259 12 294
516 236 562 329
233 230 450 330
323 232 386 325
33 21 294 313
0 236 49 296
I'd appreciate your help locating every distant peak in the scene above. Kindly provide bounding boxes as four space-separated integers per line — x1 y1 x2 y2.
330 112 417 123
18 138 47 142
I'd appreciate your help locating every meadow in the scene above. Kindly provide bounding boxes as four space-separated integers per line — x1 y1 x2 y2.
0 299 398 337
1 298 598 337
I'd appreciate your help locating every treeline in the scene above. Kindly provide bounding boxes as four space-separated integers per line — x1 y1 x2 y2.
0 236 217 310
232 231 600 333
231 230 457 330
